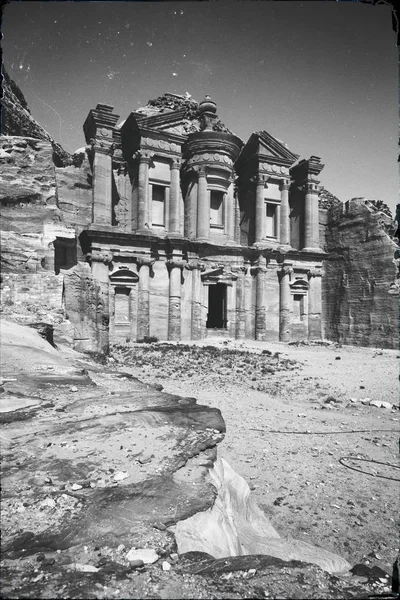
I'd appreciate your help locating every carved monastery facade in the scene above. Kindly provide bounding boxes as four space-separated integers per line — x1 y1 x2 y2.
77 95 326 350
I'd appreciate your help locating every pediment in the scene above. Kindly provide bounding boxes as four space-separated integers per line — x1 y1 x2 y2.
257 131 299 164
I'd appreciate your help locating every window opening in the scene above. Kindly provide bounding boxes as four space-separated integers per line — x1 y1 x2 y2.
265 203 277 237
210 190 224 227
152 185 166 226
207 284 227 328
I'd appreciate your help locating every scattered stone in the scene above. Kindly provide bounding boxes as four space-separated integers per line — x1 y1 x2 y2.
74 563 100 572
128 559 145 569
380 401 393 409
162 560 171 571
138 452 154 465
360 398 371 405
335 356 341 360
153 522 167 531
126 548 159 564
70 386 78 392
71 483 83 491
113 471 129 482
273 496 285 506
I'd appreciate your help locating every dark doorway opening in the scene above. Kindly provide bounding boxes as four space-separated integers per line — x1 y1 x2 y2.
54 238 77 274
207 284 227 329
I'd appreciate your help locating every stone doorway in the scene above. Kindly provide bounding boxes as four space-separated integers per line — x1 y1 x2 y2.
114 287 131 342
207 283 227 329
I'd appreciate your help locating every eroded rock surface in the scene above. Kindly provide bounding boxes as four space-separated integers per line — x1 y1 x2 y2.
176 457 351 575
321 198 398 348
0 320 224 559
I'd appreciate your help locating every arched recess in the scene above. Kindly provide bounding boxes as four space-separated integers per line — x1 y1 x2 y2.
109 267 139 343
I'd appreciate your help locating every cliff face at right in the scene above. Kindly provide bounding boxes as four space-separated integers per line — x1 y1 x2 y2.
320 198 398 349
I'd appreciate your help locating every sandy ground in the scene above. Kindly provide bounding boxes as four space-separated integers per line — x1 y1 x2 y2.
111 338 400 574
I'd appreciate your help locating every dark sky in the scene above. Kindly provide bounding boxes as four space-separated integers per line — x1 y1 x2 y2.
2 1 397 211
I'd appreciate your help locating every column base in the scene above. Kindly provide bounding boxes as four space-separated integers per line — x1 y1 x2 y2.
302 247 325 253
136 228 157 236
195 236 210 243
166 233 184 240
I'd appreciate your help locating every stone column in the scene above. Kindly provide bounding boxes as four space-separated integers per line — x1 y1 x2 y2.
254 176 266 244
90 250 114 353
279 264 293 342
169 159 181 236
234 182 241 244
185 177 198 239
196 168 209 241
109 288 116 343
304 183 320 249
226 180 235 242
137 154 152 233
252 256 267 340
137 257 154 339
188 263 203 340
280 180 290 245
308 268 322 340
167 260 184 341
235 269 246 339
129 285 137 341
92 142 114 225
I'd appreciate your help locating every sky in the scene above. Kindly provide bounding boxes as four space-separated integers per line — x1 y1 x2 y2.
2 1 398 211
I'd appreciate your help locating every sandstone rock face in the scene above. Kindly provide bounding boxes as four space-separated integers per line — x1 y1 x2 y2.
321 198 398 348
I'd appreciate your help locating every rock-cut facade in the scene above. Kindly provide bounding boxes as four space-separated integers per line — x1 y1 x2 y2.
70 94 327 351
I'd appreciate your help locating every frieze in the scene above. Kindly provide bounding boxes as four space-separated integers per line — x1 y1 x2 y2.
186 153 233 167
140 137 181 154
260 163 289 175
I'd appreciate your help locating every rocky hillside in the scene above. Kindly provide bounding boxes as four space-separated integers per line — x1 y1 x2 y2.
1 67 72 167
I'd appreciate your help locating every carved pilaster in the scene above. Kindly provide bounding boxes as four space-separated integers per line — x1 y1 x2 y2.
167 260 184 341
279 264 294 342
308 267 323 340
169 159 182 236
196 167 209 241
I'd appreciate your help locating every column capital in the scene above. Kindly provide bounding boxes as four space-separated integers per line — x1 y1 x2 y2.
185 261 206 272
194 166 207 178
136 256 155 268
280 179 290 191
88 250 114 265
171 158 182 169
91 138 115 156
252 174 269 187
167 259 186 272
279 265 294 281
305 182 319 194
251 265 268 276
308 267 323 278
134 150 154 164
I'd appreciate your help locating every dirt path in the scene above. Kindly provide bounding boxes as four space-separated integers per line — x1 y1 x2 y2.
111 339 399 575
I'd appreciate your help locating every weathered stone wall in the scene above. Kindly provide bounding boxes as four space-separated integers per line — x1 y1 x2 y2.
321 198 398 349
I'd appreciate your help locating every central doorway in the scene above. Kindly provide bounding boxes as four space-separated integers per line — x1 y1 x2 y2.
207 283 227 329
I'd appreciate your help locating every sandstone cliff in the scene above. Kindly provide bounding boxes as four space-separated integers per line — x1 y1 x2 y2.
320 198 398 349
0 72 92 327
